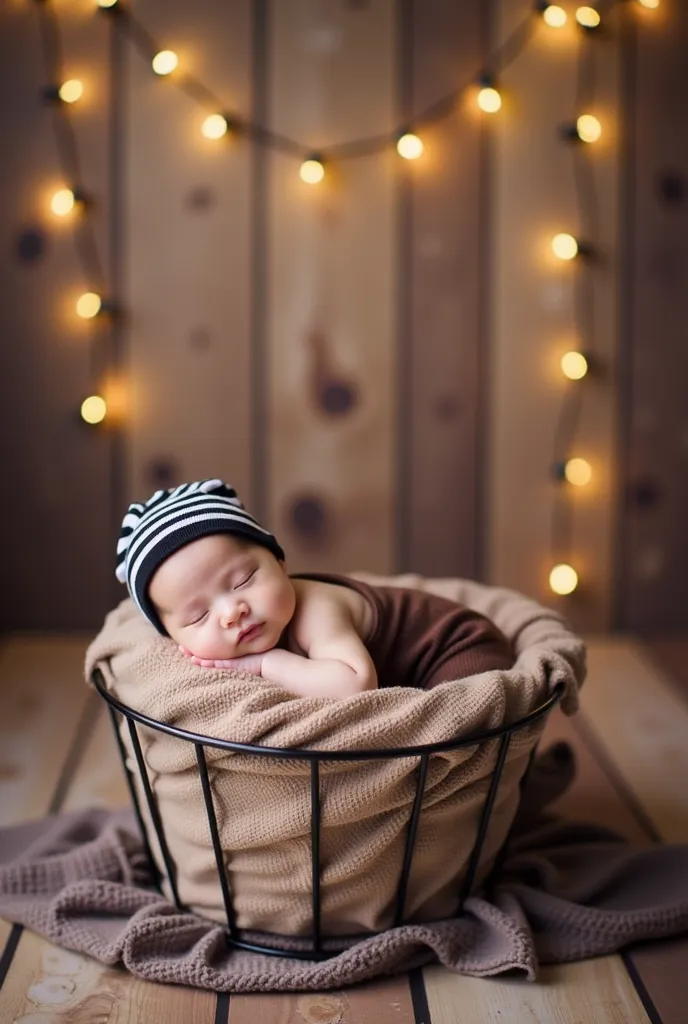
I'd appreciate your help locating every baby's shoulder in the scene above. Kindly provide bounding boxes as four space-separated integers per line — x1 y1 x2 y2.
290 578 371 638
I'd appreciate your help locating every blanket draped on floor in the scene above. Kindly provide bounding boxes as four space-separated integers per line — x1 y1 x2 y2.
1 742 688 993
81 574 585 935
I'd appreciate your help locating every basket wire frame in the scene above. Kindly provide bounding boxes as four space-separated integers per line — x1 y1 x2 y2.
93 666 564 961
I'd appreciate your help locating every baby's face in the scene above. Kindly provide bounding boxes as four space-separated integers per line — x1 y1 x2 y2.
148 533 296 660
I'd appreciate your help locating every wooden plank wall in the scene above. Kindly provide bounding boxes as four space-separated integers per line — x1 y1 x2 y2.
2 0 683 633
617 0 688 632
125 0 255 505
264 0 398 574
0 3 116 631
486 0 620 632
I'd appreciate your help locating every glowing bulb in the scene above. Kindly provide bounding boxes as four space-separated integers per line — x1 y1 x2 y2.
51 188 76 217
58 79 84 104
396 133 424 160
202 114 228 140
561 351 589 380
637 0 659 7
542 5 567 27
549 564 579 596
96 0 118 6
564 458 592 486
552 233 579 260
477 86 502 113
152 50 179 76
576 6 601 27
300 158 325 184
76 292 102 319
81 395 107 425
576 114 602 143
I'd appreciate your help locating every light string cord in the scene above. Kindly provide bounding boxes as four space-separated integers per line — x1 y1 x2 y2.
35 0 109 388
550 1 616 567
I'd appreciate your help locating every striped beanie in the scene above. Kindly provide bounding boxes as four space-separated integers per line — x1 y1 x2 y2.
115 478 285 634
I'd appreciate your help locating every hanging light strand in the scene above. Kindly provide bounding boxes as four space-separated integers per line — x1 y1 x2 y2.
99 2 551 167
34 0 109 386
548 1 614 592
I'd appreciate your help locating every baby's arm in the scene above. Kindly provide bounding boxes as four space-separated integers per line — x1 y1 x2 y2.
261 593 377 698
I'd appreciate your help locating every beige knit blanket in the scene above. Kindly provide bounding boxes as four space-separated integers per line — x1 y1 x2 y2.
84 574 586 938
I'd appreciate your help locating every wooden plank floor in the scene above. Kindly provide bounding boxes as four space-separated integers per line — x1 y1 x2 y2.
1 636 687 1022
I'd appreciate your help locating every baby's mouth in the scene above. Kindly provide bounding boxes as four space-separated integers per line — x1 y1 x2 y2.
238 623 263 644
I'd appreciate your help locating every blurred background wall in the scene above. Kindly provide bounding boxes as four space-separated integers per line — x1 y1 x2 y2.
1 0 685 635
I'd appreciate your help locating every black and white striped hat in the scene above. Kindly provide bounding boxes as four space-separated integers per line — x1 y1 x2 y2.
115 478 285 634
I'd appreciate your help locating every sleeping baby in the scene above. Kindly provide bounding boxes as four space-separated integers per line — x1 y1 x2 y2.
115 478 514 697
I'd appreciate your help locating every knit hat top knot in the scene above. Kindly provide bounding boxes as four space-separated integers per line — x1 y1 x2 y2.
115 478 285 634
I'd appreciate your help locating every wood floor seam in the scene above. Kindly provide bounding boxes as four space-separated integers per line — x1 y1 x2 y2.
570 711 662 843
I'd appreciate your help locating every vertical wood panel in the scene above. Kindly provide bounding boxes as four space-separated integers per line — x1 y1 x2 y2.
405 0 486 578
486 2 620 631
266 0 397 573
619 1 688 631
126 1 254 504
0 3 114 629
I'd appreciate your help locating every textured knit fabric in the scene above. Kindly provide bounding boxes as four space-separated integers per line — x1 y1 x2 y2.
83 573 585 935
1 743 688 992
115 478 284 634
291 573 515 688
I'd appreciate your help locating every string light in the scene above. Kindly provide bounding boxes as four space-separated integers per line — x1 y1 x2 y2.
51 188 80 217
58 79 84 104
549 563 579 595
551 233 579 260
80 395 107 425
76 292 102 319
299 157 325 184
563 458 592 486
152 50 179 76
540 4 568 28
477 85 502 114
396 133 423 160
576 7 601 29
201 113 228 140
576 114 602 142
561 351 589 380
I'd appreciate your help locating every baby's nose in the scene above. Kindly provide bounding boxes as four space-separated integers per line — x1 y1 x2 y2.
220 600 248 629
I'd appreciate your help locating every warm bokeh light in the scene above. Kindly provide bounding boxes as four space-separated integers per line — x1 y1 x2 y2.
299 158 325 184
549 563 579 596
551 233 579 260
576 114 602 143
477 86 502 113
96 0 118 6
542 5 568 27
58 79 84 104
152 50 179 76
637 0 659 7
51 188 76 217
201 114 228 140
564 458 592 486
576 6 601 28
561 351 589 380
396 133 424 160
76 292 102 319
80 395 107 425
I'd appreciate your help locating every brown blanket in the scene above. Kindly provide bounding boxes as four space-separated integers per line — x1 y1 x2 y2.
1 742 688 992
82 574 586 934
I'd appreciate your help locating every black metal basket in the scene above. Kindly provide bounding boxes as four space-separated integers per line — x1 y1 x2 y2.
92 666 564 960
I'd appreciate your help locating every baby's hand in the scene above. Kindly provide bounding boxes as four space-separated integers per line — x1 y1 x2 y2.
179 646 263 675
